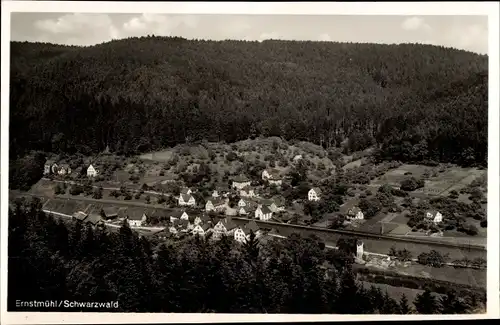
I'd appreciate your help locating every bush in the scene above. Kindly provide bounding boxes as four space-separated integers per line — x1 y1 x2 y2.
69 184 84 196
480 219 487 228
417 250 448 268
54 184 65 195
226 151 238 162
400 177 425 191
124 193 132 200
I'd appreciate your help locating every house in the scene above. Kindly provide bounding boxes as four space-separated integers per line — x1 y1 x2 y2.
123 208 148 227
293 155 303 162
244 220 262 238
178 194 196 207
269 197 286 212
178 219 190 233
192 223 212 237
101 207 120 220
211 190 219 199
239 186 257 198
205 198 226 212
234 227 247 243
255 205 273 221
232 175 252 190
72 211 88 222
87 164 99 177
181 187 193 195
308 187 322 201
169 220 180 234
347 207 364 220
425 210 443 223
170 210 189 222
262 169 283 186
58 164 72 175
193 213 211 226
44 160 57 175
213 217 238 240
84 213 104 227
238 198 247 208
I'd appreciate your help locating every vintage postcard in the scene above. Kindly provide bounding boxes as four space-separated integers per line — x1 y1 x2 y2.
1 1 499 324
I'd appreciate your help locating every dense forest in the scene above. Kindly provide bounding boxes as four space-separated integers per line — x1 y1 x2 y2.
8 197 483 314
10 37 488 166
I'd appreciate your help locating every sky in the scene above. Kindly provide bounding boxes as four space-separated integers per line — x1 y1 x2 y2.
10 13 489 54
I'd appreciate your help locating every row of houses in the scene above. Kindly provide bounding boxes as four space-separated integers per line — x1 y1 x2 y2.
44 160 99 178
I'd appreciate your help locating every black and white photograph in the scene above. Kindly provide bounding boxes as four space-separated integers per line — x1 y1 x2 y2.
1 1 499 323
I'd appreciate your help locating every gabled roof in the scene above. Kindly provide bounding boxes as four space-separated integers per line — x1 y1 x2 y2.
245 220 260 232
73 211 88 221
311 187 322 195
207 198 225 206
181 194 194 202
179 219 189 227
266 168 283 180
261 199 274 206
180 187 191 195
233 175 250 183
339 198 360 214
171 210 188 218
85 213 103 225
201 224 212 231
260 205 272 214
240 185 254 191
425 210 439 217
123 207 146 220
45 160 56 165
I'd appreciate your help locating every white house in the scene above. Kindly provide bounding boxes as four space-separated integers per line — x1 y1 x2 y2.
232 175 252 190
347 207 364 220
234 228 248 243
87 164 99 177
213 218 238 240
238 207 249 215
255 205 273 221
425 211 443 223
211 190 219 199
178 194 196 207
58 164 72 175
308 187 322 201
180 211 189 221
127 213 147 227
205 199 226 212
192 223 212 237
238 199 247 208
262 169 283 186
269 197 286 213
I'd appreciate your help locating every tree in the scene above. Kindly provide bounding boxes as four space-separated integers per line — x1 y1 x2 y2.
400 177 425 192
92 186 103 199
414 288 440 314
399 293 413 314
440 290 471 314
417 250 448 268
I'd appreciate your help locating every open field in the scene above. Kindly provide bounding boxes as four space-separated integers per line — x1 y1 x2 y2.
370 164 486 197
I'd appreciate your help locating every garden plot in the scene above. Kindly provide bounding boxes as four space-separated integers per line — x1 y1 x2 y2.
370 164 431 187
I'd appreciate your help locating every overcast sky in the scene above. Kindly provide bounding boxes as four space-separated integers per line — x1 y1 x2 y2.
10 13 488 54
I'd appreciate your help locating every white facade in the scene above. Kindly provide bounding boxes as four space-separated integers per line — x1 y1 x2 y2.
233 181 252 190
255 207 273 221
308 188 320 201
239 207 248 215
238 199 246 207
356 241 364 260
212 190 219 198
269 179 282 186
87 164 98 177
426 211 443 223
178 195 196 206
234 228 247 243
180 212 189 220
192 225 206 237
240 189 256 198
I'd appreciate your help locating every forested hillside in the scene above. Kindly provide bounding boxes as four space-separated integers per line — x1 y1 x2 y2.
10 37 488 166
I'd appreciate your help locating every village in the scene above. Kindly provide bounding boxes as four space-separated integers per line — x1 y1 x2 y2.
36 140 483 255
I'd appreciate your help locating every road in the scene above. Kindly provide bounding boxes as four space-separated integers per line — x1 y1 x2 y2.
42 178 165 196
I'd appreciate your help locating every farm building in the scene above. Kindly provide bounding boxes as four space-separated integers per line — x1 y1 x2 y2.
213 217 238 240
340 200 364 220
192 223 212 237
72 211 88 222
239 186 257 198
205 198 226 212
